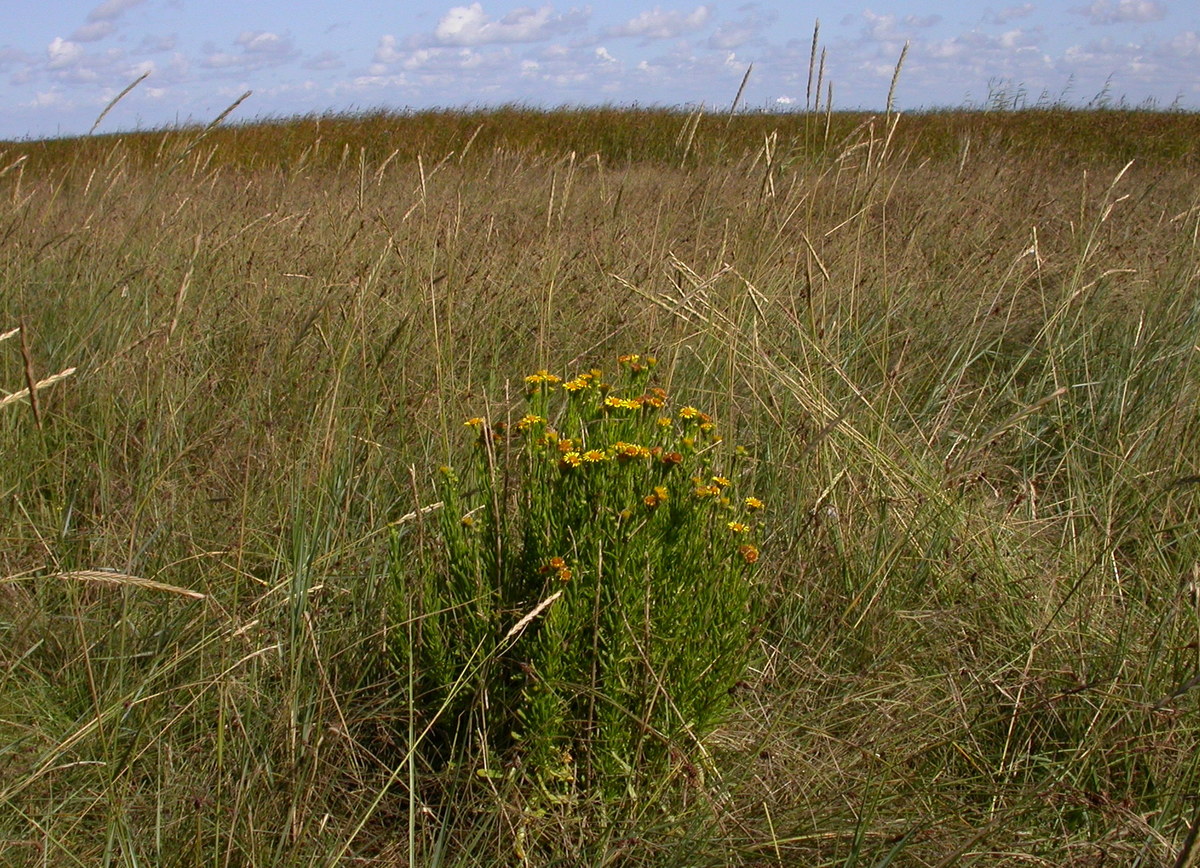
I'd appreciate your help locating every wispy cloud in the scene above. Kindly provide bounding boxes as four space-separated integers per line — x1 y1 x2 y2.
993 3 1036 25
857 10 941 43
605 6 712 40
87 0 146 22
707 7 778 50
304 50 343 71
71 21 116 42
68 0 147 43
201 31 298 71
1072 0 1167 25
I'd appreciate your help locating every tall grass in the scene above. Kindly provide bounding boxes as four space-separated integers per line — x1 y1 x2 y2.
2 106 1200 865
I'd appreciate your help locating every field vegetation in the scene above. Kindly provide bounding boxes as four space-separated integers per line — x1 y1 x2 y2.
3 101 1200 866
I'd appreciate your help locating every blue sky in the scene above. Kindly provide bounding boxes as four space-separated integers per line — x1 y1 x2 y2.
2 0 1196 140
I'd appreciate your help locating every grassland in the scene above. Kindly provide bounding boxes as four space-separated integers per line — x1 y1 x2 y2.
3 105 1200 866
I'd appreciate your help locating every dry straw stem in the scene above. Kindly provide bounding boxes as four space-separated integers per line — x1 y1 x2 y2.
806 19 820 111
886 41 909 120
727 63 753 125
2 569 205 599
89 70 150 136
502 589 563 643
0 366 76 409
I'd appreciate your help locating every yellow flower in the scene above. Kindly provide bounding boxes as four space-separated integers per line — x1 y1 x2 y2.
582 449 608 463
678 405 701 420
727 521 750 533
563 376 590 392
517 413 546 431
744 496 764 511
657 416 673 427
613 441 651 462
560 451 582 468
643 485 671 510
738 544 759 564
712 476 730 488
539 557 572 582
464 417 485 428
618 353 640 364
524 369 562 387
603 395 640 411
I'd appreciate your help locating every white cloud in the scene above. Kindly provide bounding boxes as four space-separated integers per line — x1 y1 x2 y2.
25 89 70 108
999 29 1029 48
606 6 712 40
47 38 85 71
1073 0 1167 24
775 95 795 105
433 4 589 46
861 10 896 40
236 31 288 55
404 49 434 70
1162 31 1200 58
374 35 403 64
595 46 617 63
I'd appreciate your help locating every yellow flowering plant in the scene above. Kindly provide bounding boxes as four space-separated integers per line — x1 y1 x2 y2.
393 354 763 797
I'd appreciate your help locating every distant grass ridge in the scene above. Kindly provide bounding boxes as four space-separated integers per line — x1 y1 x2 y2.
7 105 1200 173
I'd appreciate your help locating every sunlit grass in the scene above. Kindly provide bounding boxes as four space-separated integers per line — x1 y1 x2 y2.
2 105 1200 865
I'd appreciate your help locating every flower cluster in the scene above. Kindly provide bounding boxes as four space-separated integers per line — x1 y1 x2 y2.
489 358 765 559
539 556 573 583
424 352 765 796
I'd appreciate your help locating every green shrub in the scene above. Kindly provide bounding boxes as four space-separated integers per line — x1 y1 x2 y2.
390 354 764 797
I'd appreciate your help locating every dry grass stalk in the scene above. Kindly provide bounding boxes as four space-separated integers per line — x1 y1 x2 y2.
1 570 207 599
1 366 77 409
89 70 150 136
